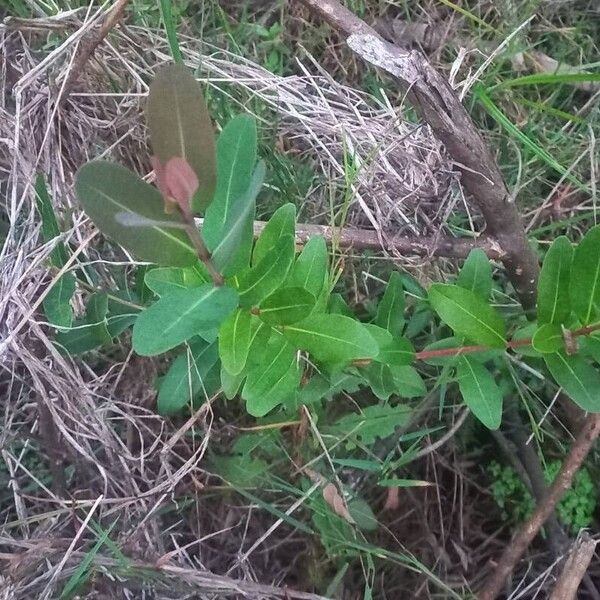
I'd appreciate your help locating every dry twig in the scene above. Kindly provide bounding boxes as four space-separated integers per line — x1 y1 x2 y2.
296 0 539 311
549 531 598 600
479 414 600 600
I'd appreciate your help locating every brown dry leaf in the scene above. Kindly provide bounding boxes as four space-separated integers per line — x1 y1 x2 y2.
322 483 355 524
304 468 355 524
383 486 400 511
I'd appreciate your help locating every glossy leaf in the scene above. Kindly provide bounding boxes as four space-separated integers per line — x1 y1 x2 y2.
428 284 506 348
456 355 503 430
570 226 600 325
537 236 573 325
375 272 405 336
157 338 219 415
283 314 378 365
532 323 563 354
243 334 300 417
545 352 600 412
219 309 252 375
43 273 76 329
147 63 216 212
258 287 316 325
456 248 492 300
76 161 196 266
237 234 295 308
252 203 296 265
202 113 261 274
290 236 328 298
144 264 208 296
206 162 265 276
132 284 238 356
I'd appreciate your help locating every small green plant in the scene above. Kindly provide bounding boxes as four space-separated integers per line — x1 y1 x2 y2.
39 63 600 554
48 61 600 425
488 460 597 533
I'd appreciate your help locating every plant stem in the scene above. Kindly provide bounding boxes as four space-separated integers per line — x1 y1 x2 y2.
183 220 224 287
413 322 600 361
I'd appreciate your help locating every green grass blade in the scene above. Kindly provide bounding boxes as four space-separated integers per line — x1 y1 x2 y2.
493 72 600 90
159 0 183 64
60 519 118 599
475 86 585 189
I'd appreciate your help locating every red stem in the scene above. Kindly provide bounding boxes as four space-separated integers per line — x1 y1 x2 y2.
414 323 600 361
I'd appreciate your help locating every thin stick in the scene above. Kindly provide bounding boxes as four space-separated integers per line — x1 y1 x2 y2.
195 218 505 260
550 532 598 600
479 414 600 600
61 0 129 101
295 0 539 312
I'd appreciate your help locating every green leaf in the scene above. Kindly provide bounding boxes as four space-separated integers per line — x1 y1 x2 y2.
157 338 219 415
283 315 378 365
202 114 261 274
206 162 265 276
144 264 208 296
570 226 600 325
378 337 415 367
510 323 541 357
210 454 270 488
219 309 252 375
258 287 316 325
580 334 600 364
390 366 426 398
43 273 76 328
347 497 378 531
55 292 112 355
456 248 492 300
537 236 573 325
76 161 196 267
363 324 414 366
35 174 68 267
456 356 503 430
105 290 140 337
84 292 112 344
324 404 412 450
545 352 600 412
328 293 354 318
532 323 564 354
147 63 216 212
362 363 395 400
237 234 295 308
252 203 296 265
375 272 405 336
290 236 328 298
132 284 238 356
428 284 506 348
242 334 300 417
221 364 245 399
